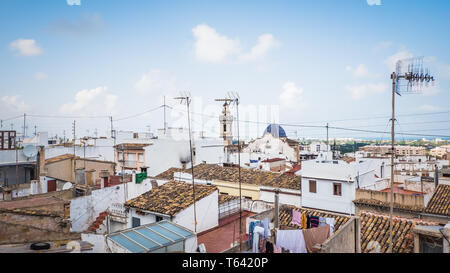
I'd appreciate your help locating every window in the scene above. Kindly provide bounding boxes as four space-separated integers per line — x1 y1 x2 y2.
155 216 163 222
128 153 135 161
243 196 252 200
316 145 320 152
333 183 342 196
223 124 227 132
132 217 141 228
138 153 144 162
118 152 123 161
309 180 316 193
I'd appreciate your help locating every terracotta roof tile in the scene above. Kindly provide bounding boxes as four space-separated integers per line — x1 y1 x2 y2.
279 205 350 232
353 198 424 213
360 211 440 253
156 164 301 190
124 180 217 216
219 194 239 204
424 184 450 216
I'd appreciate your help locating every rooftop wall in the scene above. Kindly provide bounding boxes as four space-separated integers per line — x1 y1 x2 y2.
355 189 424 209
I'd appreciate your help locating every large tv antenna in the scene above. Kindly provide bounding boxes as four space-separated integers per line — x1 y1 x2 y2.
174 92 197 233
215 92 242 252
393 57 435 95
388 56 435 253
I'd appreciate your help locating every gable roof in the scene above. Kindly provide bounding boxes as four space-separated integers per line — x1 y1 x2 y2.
279 205 350 232
360 211 440 253
155 164 301 190
424 184 450 216
124 180 217 216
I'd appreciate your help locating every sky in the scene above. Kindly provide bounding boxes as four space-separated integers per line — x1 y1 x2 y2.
1 0 449 141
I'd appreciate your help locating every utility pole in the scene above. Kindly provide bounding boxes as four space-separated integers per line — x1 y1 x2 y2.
162 96 168 135
174 94 197 233
23 113 26 139
326 123 329 152
389 71 396 254
72 120 76 156
34 125 37 136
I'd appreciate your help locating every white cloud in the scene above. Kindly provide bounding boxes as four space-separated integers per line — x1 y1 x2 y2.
9 39 43 56
367 0 381 6
135 70 176 94
66 0 81 5
345 83 387 99
384 50 413 71
192 24 241 63
60 86 117 115
192 24 279 63
33 72 48 80
239 34 280 62
418 105 442 112
279 82 305 109
1 96 29 113
346 64 370 78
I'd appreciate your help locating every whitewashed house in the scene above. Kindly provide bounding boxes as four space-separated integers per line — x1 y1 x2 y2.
124 180 219 233
297 158 376 215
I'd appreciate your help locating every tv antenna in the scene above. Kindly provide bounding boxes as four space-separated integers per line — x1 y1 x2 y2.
174 92 198 233
215 92 242 252
388 56 435 253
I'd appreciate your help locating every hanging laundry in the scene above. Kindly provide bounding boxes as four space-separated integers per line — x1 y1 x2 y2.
252 226 264 253
274 245 282 253
301 212 307 229
263 218 270 238
276 229 307 253
265 241 274 253
325 218 335 236
318 216 327 227
259 238 266 253
248 221 256 247
308 216 320 228
302 225 330 253
292 210 301 226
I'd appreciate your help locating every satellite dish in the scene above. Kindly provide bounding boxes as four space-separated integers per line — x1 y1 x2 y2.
62 182 73 190
23 145 38 158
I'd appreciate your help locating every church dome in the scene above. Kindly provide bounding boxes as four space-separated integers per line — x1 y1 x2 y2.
263 124 287 138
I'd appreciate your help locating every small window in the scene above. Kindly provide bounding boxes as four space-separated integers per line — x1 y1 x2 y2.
243 196 252 200
223 124 227 132
333 183 342 196
220 192 229 195
132 217 141 228
155 216 163 222
309 180 316 193
138 153 144 162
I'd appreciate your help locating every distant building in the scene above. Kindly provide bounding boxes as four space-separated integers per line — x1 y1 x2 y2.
115 143 149 173
359 145 426 157
244 124 300 164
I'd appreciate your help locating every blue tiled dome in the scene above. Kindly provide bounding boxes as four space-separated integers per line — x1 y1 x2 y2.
263 124 287 138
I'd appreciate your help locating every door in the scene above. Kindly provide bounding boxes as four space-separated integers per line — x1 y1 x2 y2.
47 179 57 192
132 217 141 228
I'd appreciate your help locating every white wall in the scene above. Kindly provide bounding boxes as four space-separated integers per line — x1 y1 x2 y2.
259 186 301 207
301 177 355 215
145 138 225 177
173 190 219 233
70 178 163 232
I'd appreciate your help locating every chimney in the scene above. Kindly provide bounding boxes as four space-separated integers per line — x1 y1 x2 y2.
434 164 439 187
151 180 158 189
38 146 46 179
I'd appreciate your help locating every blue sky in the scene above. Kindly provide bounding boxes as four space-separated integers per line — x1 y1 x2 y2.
1 0 449 140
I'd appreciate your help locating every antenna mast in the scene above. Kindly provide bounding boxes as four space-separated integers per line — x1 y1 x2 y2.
216 92 241 252
388 56 435 253
174 93 197 233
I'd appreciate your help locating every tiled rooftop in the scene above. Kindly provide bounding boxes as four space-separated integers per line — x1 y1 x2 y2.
279 205 350 232
219 194 239 205
424 184 450 216
353 198 424 213
155 164 301 190
360 211 440 253
124 180 217 216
